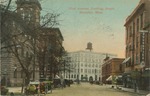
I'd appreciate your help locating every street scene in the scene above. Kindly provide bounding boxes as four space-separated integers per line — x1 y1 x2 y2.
7 83 149 96
0 0 150 96
46 83 145 96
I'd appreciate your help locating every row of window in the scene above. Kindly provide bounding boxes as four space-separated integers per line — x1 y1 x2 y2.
69 53 102 58
70 58 101 63
65 74 91 79
72 69 100 74
70 63 100 68
20 8 40 23
126 13 144 41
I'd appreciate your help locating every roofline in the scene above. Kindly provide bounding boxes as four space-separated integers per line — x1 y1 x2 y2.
42 27 64 41
68 50 117 56
124 2 145 26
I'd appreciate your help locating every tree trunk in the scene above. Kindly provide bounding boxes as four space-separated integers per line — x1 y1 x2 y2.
25 72 31 86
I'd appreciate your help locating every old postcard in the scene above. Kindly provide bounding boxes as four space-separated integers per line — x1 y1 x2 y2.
0 0 150 96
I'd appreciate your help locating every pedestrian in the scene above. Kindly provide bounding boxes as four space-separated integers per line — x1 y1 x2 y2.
45 83 48 94
10 92 14 96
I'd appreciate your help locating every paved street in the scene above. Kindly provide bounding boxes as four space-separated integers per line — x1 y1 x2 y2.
46 83 142 96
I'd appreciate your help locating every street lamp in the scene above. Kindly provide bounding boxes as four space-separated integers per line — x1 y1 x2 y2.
13 66 17 86
95 69 97 81
3 68 7 87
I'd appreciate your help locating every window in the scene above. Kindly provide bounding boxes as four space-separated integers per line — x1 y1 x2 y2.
126 28 128 40
92 69 95 73
85 64 87 67
92 64 94 67
133 22 135 35
96 64 98 67
81 69 83 73
129 26 132 37
140 13 143 29
88 69 91 74
136 36 139 47
88 64 90 67
136 53 139 64
137 18 139 32
71 74 73 78
74 74 76 78
84 69 87 73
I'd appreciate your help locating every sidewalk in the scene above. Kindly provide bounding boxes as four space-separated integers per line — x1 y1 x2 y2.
8 87 22 93
110 85 150 96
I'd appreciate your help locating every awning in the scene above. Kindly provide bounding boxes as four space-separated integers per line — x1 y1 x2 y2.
55 75 60 79
142 70 150 77
106 75 112 81
115 75 122 79
29 81 40 84
122 57 131 64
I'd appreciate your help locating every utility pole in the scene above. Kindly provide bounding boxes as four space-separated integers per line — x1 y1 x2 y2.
64 60 65 79
33 37 36 81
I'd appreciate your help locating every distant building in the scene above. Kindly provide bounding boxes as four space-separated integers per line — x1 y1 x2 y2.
65 50 117 82
102 58 125 84
39 28 64 81
124 0 150 90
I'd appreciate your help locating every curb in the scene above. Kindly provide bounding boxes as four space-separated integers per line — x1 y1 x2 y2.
110 86 148 96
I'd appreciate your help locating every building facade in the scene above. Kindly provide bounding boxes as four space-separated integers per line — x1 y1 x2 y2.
38 28 64 81
1 0 64 86
124 0 150 90
65 50 117 82
16 0 41 27
102 58 125 84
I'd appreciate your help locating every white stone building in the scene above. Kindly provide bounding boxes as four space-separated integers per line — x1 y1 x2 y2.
65 50 117 82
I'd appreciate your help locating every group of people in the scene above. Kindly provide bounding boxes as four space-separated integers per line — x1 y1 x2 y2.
25 82 51 95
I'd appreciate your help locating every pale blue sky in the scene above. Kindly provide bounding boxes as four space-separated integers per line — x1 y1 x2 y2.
1 0 140 57
40 0 139 58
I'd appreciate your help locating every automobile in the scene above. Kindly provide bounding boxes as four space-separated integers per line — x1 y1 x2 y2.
69 80 74 84
1 86 9 95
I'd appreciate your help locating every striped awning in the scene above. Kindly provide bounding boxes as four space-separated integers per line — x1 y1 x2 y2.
122 57 131 64
106 75 112 81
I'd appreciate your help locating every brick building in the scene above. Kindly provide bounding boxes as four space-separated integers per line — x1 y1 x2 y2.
1 0 64 86
124 0 150 90
38 28 64 81
102 58 125 84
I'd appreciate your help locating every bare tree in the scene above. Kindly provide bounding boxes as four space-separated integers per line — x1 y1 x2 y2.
1 0 61 90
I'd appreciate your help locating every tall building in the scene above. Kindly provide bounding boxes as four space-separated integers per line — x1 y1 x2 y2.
39 28 64 81
124 0 150 90
1 0 64 86
16 0 41 27
65 50 117 82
